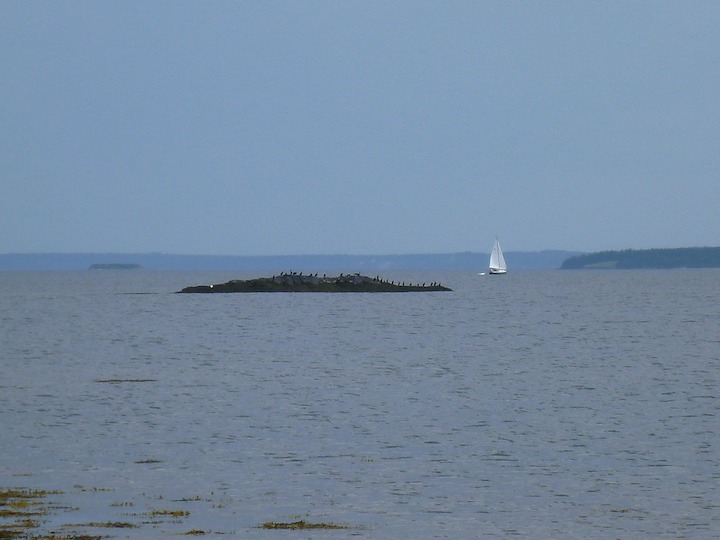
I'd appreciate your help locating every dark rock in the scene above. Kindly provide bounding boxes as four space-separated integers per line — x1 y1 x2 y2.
178 274 451 293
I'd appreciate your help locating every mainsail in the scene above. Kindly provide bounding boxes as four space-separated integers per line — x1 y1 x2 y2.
488 238 507 274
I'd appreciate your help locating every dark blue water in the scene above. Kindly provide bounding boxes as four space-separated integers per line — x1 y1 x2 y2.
1 270 718 538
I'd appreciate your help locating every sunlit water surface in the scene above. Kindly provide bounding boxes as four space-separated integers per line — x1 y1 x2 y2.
1 269 718 538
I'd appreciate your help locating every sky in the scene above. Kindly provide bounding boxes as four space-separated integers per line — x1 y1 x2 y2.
2 1 719 256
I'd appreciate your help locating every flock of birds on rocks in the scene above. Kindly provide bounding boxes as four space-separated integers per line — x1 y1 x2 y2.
272 271 443 288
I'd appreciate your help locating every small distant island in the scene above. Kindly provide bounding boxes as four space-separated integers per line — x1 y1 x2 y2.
178 273 451 293
561 247 720 269
89 263 142 270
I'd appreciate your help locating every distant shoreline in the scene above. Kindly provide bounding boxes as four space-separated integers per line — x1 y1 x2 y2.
0 251 580 271
561 247 720 269
4 249 718 271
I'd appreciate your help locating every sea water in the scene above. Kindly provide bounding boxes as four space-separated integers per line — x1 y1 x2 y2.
0 269 718 538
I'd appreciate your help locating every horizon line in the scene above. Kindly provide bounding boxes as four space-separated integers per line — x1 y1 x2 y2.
1 249 585 257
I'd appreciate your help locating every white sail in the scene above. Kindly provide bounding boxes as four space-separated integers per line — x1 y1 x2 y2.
488 238 507 274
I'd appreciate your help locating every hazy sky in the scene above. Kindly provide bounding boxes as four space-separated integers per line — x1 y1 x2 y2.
2 1 719 255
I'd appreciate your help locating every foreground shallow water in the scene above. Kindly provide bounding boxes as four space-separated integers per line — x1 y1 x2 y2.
1 269 718 538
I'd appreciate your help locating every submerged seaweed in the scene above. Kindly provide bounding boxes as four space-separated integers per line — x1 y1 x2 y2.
260 520 350 530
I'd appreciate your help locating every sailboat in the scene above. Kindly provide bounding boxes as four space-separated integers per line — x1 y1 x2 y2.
488 237 507 275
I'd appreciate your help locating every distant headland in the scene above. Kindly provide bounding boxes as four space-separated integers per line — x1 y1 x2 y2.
179 273 451 293
561 247 720 269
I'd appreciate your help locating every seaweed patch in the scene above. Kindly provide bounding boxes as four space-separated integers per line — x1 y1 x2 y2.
94 379 158 383
0 489 63 539
260 520 350 530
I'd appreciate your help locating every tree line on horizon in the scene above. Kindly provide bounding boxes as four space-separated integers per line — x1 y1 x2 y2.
561 247 720 269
